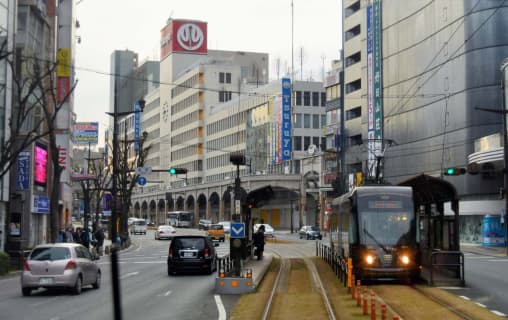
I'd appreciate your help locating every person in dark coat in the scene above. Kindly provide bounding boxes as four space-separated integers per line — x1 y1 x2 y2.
253 225 266 260
94 225 105 256
80 227 90 248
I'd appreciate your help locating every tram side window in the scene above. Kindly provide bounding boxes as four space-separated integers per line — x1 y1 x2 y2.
349 213 357 244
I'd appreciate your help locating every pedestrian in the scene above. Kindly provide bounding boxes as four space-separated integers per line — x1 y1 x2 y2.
80 227 90 248
94 224 105 256
65 227 74 243
253 224 266 260
74 227 81 244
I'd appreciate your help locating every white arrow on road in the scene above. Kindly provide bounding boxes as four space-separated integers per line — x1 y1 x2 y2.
231 225 244 235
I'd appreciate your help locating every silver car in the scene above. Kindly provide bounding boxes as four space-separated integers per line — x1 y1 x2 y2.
155 225 176 240
21 243 101 296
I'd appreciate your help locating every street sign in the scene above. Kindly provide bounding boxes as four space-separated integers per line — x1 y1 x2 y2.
135 166 152 175
230 222 245 238
137 176 147 186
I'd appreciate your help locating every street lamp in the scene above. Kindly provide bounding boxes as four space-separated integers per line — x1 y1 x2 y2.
105 98 145 320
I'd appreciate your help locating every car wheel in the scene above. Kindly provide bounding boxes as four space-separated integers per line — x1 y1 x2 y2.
167 265 174 276
92 271 101 289
306 235 310 240
72 275 82 295
22 287 31 296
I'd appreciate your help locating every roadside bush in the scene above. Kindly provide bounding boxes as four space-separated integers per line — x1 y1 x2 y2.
0 251 9 275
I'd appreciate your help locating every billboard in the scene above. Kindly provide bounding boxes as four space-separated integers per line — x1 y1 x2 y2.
160 19 207 60
16 152 30 191
34 143 48 187
281 78 292 161
72 122 99 145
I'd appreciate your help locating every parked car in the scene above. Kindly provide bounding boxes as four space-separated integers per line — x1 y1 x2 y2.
167 235 218 275
217 221 231 234
299 225 322 240
207 224 225 242
253 223 275 237
130 219 147 235
155 225 176 240
21 243 101 296
198 219 212 231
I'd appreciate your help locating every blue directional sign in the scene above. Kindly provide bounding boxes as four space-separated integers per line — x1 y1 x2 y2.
230 222 245 238
137 176 147 186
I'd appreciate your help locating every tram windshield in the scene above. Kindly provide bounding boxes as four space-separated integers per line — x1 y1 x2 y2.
358 197 414 246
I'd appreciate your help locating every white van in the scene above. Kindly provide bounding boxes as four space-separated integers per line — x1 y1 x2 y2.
130 219 147 235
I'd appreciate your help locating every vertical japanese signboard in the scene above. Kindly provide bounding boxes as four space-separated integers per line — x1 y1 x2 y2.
367 0 384 179
16 152 30 191
134 101 141 151
281 78 292 161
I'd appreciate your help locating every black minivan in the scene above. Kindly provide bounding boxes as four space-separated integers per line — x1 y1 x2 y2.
167 235 218 275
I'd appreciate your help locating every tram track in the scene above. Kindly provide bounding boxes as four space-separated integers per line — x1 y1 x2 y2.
261 246 336 320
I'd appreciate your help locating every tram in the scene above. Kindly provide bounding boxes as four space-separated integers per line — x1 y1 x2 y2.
331 185 420 281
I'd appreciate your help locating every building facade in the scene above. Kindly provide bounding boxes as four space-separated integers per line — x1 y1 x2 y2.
341 0 508 243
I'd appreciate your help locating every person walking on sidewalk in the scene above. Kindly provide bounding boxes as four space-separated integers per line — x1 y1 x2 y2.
253 225 266 260
94 224 105 256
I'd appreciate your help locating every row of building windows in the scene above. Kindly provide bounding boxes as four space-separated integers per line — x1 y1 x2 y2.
171 144 202 161
171 110 199 131
294 113 326 129
171 127 200 145
206 153 230 170
145 98 160 113
171 74 199 98
171 92 199 115
293 136 326 152
207 131 246 153
218 90 232 102
219 72 232 84
143 113 160 129
345 0 360 18
207 112 245 135
294 91 326 107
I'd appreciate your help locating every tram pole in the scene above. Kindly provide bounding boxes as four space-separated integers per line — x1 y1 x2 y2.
501 59 508 256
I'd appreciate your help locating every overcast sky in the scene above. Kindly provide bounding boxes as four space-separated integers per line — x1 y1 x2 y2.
74 0 342 142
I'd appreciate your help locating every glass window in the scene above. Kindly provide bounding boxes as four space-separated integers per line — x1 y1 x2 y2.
313 137 320 148
294 136 302 151
304 136 311 151
312 115 320 128
295 91 302 106
321 115 326 127
294 113 302 128
304 114 311 128
219 72 225 83
30 247 71 261
303 91 311 106
226 73 231 83
312 92 319 106
321 92 326 106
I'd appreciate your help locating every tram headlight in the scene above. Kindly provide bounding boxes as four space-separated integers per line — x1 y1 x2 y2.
365 254 375 265
400 255 410 265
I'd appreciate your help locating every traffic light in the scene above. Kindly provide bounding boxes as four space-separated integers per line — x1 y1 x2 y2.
444 167 466 176
169 167 187 175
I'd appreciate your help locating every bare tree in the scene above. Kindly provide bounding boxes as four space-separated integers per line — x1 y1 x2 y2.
3 39 76 242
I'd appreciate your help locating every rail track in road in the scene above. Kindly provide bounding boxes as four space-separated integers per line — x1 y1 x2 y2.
261 246 336 320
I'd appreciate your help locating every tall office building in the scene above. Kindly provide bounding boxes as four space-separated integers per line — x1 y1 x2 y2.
341 0 508 242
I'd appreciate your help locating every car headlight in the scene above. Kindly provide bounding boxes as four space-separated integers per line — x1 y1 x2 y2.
365 254 375 265
400 255 410 265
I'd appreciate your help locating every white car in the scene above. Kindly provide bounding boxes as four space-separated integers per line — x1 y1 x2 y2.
253 223 275 237
155 225 176 240
217 221 231 234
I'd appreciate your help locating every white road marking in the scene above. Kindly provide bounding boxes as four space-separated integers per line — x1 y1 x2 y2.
120 271 139 279
476 302 487 308
459 295 470 300
214 295 227 320
164 290 172 297
492 310 507 317
487 259 508 262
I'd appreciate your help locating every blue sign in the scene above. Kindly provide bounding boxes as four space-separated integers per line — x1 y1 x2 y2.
230 222 245 238
134 101 141 151
281 78 292 161
137 176 147 186
16 152 30 190
33 195 50 214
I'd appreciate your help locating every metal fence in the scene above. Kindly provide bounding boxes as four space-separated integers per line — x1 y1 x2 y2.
316 241 348 287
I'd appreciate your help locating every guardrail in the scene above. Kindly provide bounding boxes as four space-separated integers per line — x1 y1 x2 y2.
430 250 465 286
216 254 236 276
316 242 348 288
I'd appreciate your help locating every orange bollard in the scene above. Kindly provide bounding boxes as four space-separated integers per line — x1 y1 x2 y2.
371 291 376 320
356 281 361 306
381 304 387 320
393 317 399 320
362 287 368 315
351 275 356 299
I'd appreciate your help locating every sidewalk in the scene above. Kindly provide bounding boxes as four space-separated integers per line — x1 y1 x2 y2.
460 243 507 257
